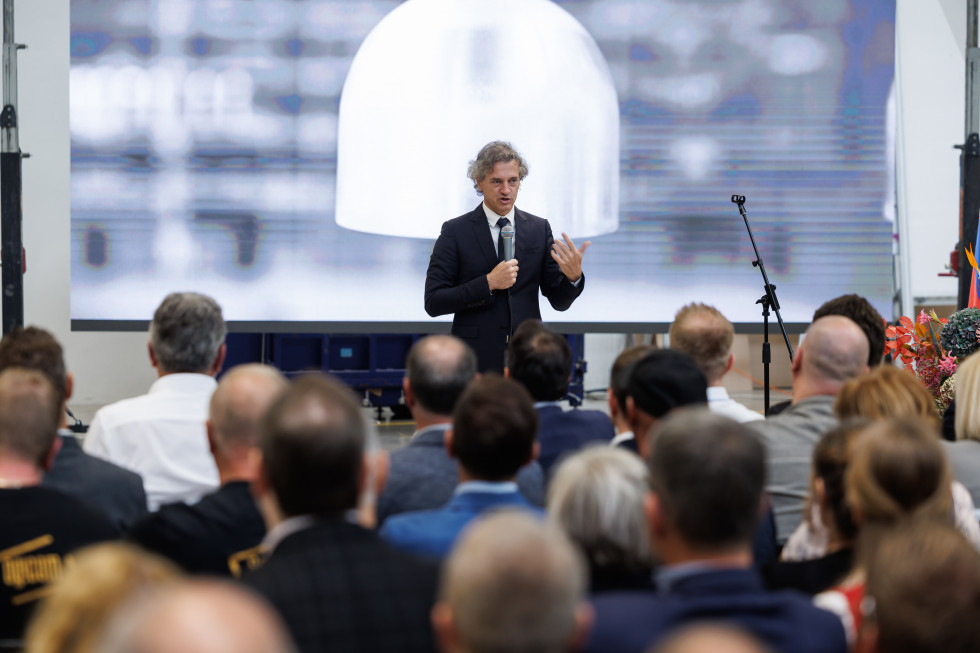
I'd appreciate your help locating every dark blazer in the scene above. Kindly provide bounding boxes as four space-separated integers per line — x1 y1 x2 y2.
535 404 615 476
424 204 584 372
380 488 541 559
586 568 848 653
42 433 147 532
243 518 438 653
376 425 545 525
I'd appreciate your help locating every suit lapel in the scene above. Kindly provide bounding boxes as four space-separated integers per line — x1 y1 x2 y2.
469 205 498 270
514 209 532 264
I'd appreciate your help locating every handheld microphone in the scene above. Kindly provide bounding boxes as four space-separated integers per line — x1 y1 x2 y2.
501 224 515 261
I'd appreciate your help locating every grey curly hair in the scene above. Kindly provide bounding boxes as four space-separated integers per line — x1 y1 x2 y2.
467 141 529 194
149 292 226 374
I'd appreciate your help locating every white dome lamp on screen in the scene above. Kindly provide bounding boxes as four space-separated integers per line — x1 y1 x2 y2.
335 0 620 240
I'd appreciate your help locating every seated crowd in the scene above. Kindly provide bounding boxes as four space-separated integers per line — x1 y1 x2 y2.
1 291 980 653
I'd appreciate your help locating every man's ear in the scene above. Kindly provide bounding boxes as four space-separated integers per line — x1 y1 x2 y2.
444 428 456 459
725 353 734 376
373 449 390 498
607 391 619 421
566 603 595 653
208 344 228 377
41 436 63 472
431 602 459 653
147 341 159 369
791 343 804 375
529 441 540 464
402 377 415 408
64 372 74 401
625 396 637 428
206 419 218 457
503 367 511 379
644 491 668 540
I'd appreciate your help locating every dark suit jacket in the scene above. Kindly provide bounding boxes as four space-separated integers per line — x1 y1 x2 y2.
586 568 848 653
380 488 542 559
376 425 545 525
243 518 438 653
42 433 147 532
536 404 615 476
424 204 584 372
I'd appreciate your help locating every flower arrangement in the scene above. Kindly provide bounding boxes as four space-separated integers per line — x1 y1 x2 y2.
885 307 980 410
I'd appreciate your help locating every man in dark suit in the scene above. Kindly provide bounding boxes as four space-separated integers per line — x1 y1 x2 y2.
243 374 438 653
586 409 847 653
424 140 590 372
0 326 147 532
380 375 542 559
377 335 544 524
128 364 287 577
505 319 614 476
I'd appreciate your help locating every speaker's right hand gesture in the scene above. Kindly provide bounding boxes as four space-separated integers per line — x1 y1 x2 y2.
487 260 519 291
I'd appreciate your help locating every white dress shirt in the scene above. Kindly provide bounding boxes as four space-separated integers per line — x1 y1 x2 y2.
706 386 764 423
83 373 220 511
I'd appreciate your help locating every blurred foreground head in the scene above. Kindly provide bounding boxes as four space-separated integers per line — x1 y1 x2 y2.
98 579 295 653
433 510 592 653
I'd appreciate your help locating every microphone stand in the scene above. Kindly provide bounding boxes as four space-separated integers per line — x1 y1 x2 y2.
731 195 794 415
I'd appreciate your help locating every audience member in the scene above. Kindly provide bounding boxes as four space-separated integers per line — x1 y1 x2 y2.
749 315 869 542
243 374 438 653
814 418 954 647
0 368 118 642
23 542 181 653
0 326 147 531
587 409 847 653
857 518 980 653
98 579 295 653
432 511 593 653
948 351 980 508
832 365 980 548
381 375 542 558
607 345 656 448
760 420 868 594
128 364 287 577
620 350 708 457
652 625 774 653
505 320 614 475
377 335 544 524
548 446 654 593
669 303 762 423
812 294 886 368
84 292 226 510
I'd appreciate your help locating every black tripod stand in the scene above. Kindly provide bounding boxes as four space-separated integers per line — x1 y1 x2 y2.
732 195 794 415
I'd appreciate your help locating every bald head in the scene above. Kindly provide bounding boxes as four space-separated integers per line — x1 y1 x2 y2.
435 511 590 653
101 580 295 653
209 364 288 454
406 335 477 416
797 316 869 386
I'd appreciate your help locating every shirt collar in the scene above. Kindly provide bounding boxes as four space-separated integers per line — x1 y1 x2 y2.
411 423 451 441
706 386 730 401
483 202 516 226
148 373 218 395
261 515 315 553
454 480 519 496
534 401 562 409
655 561 719 594
610 431 634 447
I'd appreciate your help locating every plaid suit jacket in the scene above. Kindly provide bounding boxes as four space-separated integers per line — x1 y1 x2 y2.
243 518 438 653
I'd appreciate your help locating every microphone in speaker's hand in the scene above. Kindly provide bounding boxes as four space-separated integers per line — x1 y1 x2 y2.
501 224 515 261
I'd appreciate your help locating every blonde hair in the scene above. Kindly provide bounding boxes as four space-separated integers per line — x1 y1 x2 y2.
834 364 939 425
668 303 733 383
24 543 181 653
954 352 980 442
847 419 953 564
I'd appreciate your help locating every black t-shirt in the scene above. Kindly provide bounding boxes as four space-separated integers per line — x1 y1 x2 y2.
127 481 266 577
0 486 118 640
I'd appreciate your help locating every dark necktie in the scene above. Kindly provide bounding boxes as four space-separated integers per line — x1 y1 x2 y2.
496 217 510 264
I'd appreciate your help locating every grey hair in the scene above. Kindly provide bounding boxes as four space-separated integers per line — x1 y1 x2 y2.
149 292 226 374
467 141 529 194
547 445 653 570
441 510 586 653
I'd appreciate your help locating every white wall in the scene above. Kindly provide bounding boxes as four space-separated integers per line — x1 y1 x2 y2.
895 0 970 306
16 1 156 406
6 0 973 407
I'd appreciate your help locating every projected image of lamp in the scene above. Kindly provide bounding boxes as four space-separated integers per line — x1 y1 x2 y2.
334 0 620 240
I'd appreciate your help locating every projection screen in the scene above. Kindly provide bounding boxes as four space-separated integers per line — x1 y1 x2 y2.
70 0 897 331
